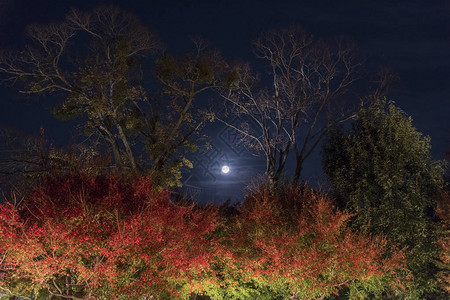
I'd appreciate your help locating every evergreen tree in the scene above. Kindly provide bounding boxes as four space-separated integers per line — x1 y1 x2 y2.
322 98 446 298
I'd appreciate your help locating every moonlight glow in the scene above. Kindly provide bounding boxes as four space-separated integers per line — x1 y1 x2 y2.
221 165 230 174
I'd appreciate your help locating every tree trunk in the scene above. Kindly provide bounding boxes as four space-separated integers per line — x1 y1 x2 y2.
266 156 277 189
96 125 123 170
293 156 303 184
109 140 122 170
116 122 137 171
274 148 289 185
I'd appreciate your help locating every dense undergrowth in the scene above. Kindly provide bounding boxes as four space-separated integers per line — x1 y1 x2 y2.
0 174 413 299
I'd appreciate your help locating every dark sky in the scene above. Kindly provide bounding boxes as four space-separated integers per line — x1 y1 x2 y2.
0 0 449 203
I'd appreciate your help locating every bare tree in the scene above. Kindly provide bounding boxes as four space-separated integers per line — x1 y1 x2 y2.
219 25 360 186
0 6 163 172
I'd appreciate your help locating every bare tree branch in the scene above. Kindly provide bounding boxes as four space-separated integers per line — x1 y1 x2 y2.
219 25 360 186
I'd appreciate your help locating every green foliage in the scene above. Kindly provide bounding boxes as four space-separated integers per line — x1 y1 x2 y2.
435 189 450 294
150 157 194 188
322 98 446 298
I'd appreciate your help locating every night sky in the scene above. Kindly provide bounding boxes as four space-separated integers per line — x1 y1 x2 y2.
0 0 449 203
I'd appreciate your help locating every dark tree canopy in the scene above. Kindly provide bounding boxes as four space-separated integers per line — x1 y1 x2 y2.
322 98 446 297
0 7 229 187
0 6 162 172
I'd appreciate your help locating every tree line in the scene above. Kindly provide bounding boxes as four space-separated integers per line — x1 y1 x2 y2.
0 5 364 188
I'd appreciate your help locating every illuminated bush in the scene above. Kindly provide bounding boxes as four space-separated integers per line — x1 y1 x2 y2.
206 184 407 299
0 175 406 299
0 174 219 299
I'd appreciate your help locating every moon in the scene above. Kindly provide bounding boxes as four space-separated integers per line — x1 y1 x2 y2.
221 165 230 174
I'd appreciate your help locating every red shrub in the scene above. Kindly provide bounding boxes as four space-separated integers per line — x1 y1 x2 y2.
0 174 218 299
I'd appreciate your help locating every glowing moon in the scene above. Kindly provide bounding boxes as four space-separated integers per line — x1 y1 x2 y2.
221 165 230 174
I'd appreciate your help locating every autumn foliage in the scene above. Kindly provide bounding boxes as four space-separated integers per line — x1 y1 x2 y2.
0 174 218 299
208 185 407 299
0 174 406 299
